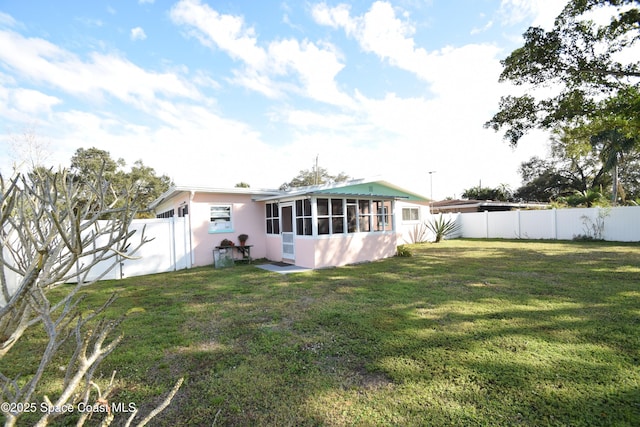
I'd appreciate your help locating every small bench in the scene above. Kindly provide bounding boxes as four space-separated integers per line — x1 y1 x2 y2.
213 245 253 267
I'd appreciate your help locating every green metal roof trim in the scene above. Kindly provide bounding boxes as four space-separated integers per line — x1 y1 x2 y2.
314 182 427 201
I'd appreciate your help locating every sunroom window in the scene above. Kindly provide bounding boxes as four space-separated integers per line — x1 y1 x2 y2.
296 199 312 236
358 200 371 232
266 202 279 234
373 200 392 231
317 198 346 235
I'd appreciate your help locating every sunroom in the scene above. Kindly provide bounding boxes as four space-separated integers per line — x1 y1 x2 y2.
256 180 427 269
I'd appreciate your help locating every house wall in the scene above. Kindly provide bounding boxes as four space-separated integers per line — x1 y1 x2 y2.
190 193 267 266
395 201 432 243
294 237 316 268
265 232 400 269
155 192 269 267
311 233 399 269
265 234 282 262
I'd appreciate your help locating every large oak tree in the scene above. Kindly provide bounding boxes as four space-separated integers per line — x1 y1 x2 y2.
485 0 640 146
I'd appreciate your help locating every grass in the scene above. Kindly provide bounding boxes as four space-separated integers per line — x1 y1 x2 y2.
2 239 640 426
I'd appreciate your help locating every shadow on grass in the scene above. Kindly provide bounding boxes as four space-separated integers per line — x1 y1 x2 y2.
10 239 637 426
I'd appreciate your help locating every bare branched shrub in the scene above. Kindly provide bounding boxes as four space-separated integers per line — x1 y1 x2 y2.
406 222 428 244
0 167 182 426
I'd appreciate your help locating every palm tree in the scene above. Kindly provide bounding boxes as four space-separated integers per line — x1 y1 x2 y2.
591 129 636 205
496 183 513 201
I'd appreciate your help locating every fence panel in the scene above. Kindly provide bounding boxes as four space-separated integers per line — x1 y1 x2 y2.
120 218 189 278
487 211 519 239
458 212 488 238
456 206 640 242
604 206 640 241
555 208 597 240
519 209 555 239
68 216 189 283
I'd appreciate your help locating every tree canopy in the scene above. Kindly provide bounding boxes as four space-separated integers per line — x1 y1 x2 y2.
513 129 640 205
485 0 640 146
69 147 173 218
462 184 513 201
280 167 350 190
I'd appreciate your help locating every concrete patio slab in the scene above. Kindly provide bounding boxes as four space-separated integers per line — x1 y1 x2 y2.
256 263 312 274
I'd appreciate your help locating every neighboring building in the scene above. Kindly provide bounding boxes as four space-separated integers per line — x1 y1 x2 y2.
149 179 429 269
430 199 549 214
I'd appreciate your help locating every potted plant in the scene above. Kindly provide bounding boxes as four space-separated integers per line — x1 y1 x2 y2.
220 238 235 247
238 234 249 246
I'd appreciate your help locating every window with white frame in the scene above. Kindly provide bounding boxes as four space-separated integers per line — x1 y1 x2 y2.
402 207 420 222
373 200 392 231
331 199 345 234
317 198 346 235
347 199 358 233
209 204 233 233
296 199 312 236
358 200 372 232
266 202 280 234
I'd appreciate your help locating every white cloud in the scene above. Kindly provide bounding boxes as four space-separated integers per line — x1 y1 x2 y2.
130 27 147 41
312 2 439 82
77 17 103 28
170 0 353 107
267 39 353 107
11 88 61 114
170 0 267 69
0 12 19 27
471 20 494 35
311 3 355 33
0 29 199 108
498 0 568 29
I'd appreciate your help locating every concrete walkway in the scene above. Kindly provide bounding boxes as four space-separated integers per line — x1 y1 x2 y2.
256 263 312 274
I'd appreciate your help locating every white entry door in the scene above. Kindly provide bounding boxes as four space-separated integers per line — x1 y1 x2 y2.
281 204 295 261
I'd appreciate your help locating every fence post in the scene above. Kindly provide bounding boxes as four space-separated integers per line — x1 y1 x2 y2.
552 208 557 240
170 216 177 271
484 210 489 238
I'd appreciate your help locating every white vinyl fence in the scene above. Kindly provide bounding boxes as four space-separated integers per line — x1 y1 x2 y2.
456 206 640 242
3 217 191 299
67 216 191 282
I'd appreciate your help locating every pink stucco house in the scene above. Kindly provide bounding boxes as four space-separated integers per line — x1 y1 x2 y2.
149 179 429 269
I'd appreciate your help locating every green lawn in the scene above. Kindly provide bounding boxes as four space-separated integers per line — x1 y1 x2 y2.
3 239 640 426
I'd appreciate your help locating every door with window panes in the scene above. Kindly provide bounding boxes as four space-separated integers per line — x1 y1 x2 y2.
280 204 295 261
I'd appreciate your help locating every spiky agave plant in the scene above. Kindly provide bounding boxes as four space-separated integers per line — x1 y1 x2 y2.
425 214 460 243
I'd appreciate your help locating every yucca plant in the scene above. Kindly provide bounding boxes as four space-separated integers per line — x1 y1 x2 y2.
425 214 460 243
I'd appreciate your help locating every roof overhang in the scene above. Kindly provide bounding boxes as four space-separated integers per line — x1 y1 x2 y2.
149 178 428 209
149 185 281 210
254 192 408 202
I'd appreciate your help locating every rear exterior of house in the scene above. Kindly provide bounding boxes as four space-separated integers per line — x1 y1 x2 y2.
150 180 429 269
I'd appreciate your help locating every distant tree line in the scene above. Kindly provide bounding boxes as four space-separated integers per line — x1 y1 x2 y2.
279 167 349 190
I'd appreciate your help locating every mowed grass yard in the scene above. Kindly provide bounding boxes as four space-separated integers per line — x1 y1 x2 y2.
3 239 640 426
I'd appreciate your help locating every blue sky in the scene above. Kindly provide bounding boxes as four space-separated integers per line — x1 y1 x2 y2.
0 0 568 199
